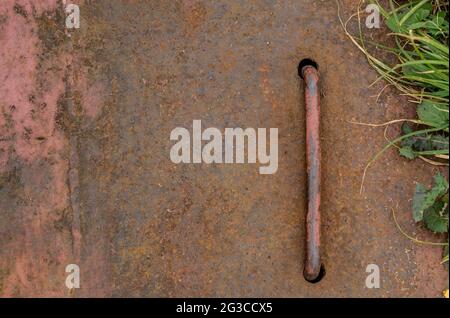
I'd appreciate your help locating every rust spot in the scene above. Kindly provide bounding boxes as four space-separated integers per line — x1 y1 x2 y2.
13 4 28 19
183 0 207 33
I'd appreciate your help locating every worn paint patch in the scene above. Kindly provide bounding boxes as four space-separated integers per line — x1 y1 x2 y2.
0 0 108 297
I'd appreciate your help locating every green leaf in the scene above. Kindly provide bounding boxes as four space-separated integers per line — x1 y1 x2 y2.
413 183 428 222
386 14 403 33
402 122 414 135
412 174 448 223
400 123 448 154
386 1 432 33
400 1 432 28
434 172 449 193
408 13 449 37
417 100 449 128
423 201 448 233
420 173 449 213
399 146 417 159
430 135 449 151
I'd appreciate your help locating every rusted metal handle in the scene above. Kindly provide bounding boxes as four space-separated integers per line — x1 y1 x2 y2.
301 65 322 282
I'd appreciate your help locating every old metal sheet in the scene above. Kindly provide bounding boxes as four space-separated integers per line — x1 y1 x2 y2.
0 0 447 297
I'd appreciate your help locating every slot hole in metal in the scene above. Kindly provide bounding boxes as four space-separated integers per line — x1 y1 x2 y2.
298 58 318 78
305 264 326 284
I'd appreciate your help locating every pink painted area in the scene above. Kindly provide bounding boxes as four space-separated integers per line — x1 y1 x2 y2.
0 0 106 297
0 0 96 170
0 0 63 168
0 1 70 294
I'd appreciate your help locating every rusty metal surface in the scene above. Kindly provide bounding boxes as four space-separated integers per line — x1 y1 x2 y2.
302 65 321 283
0 0 448 297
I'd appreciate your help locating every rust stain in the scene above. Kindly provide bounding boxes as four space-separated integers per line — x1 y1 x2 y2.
219 48 237 73
182 0 207 35
258 64 278 110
